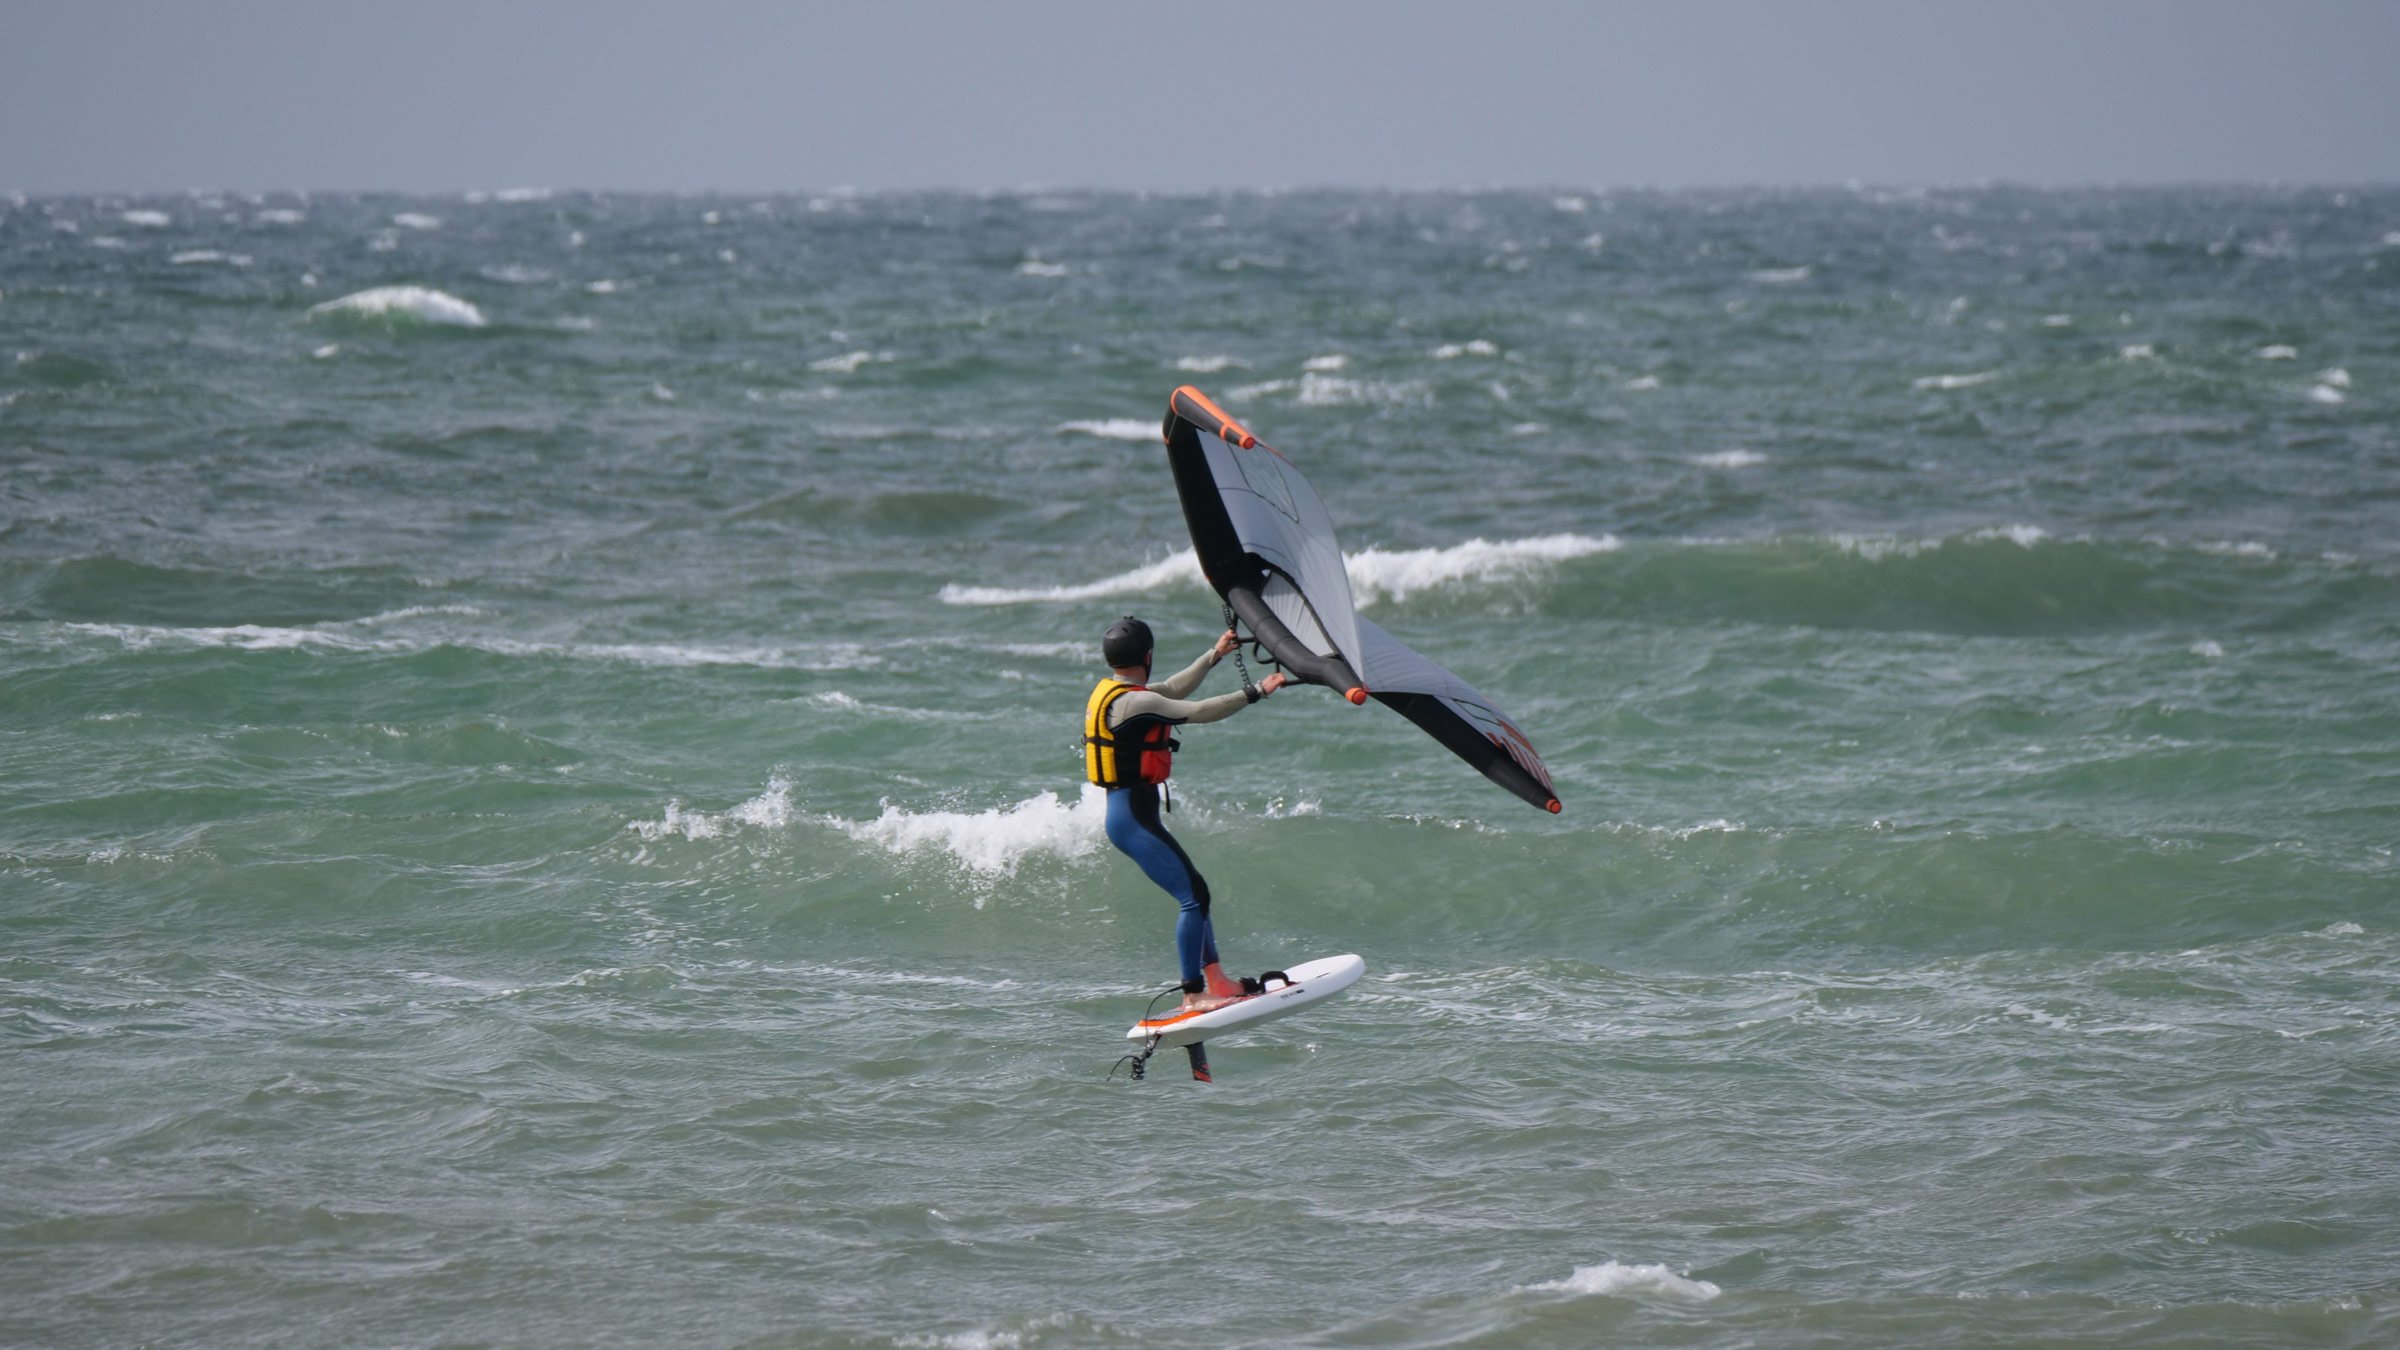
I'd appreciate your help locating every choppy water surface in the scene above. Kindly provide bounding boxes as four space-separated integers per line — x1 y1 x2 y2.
4 186 2398 1347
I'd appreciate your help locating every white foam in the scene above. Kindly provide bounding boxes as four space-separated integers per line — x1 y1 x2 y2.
2308 384 2346 405
947 533 1615 608
1302 353 1349 372
809 350 891 374
1346 534 1618 605
1175 355 1239 373
58 619 872 671
2317 367 2351 388
120 209 171 228
311 343 340 359
1624 375 1661 391
940 550 1201 605
2254 345 2298 361
254 208 306 225
1433 339 1500 359
1295 371 1424 407
2043 313 2074 327
1750 265 1811 284
2195 540 2274 559
392 212 443 231
2320 921 2365 936
479 264 551 285
1525 1262 1721 1302
1580 231 1607 251
1553 196 1588 214
1056 418 1155 441
1689 450 1767 469
1015 259 1069 277
628 777 794 842
830 785 1107 887
1972 524 2049 548
2120 343 2156 361
2190 640 2224 659
1913 371 1999 391
307 286 487 327
586 279 618 294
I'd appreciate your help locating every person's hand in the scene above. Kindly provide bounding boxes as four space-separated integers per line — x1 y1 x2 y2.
1214 629 1240 658
1261 672 1291 695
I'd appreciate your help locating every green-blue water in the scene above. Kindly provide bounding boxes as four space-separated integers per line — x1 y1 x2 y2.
4 186 2397 1347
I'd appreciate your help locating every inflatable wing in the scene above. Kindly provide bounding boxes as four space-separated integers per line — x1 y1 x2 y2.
1161 386 1561 814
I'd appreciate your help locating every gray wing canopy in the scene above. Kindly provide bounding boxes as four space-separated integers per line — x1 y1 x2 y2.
1160 386 1560 814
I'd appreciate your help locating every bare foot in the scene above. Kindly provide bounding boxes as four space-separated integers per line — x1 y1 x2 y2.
1180 991 1238 1014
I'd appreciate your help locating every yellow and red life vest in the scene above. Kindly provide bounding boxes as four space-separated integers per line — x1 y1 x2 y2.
1084 678 1179 787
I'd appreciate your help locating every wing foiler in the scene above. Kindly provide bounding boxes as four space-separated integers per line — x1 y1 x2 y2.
1160 386 1561 815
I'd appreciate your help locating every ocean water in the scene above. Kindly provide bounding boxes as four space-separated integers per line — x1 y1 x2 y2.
3 186 2397 1347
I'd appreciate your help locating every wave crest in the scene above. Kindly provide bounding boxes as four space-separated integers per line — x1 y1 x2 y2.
306 286 486 328
827 786 1108 889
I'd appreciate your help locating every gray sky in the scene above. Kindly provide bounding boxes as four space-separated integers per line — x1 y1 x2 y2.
8 1 2397 193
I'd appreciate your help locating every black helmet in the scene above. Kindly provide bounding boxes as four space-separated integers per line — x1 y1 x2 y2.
1102 615 1154 668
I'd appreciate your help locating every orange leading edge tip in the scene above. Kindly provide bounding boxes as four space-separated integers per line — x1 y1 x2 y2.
1171 386 1256 450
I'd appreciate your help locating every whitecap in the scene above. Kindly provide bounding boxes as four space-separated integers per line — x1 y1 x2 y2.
1624 375 1661 391
254 208 307 225
120 209 171 228
1689 450 1767 469
2120 343 2156 361
1749 265 1811 284
940 551 1201 605
1552 196 1588 214
307 285 487 327
1175 355 1239 373
809 350 891 374
479 264 552 285
1580 231 1607 251
170 250 228 265
1056 418 1155 441
1302 354 1349 372
1969 524 2049 548
2254 345 2298 360
2317 367 2351 388
828 785 1107 888
1523 1262 1721 1302
1346 534 1617 605
1912 371 1999 391
392 212 443 230
2308 385 2346 405
1296 371 1424 407
628 777 794 842
1015 259 1069 278
585 279 618 294
1432 339 1500 359
311 343 340 359
2042 314 2074 327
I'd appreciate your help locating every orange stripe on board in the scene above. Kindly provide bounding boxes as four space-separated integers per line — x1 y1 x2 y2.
1135 993 1266 1030
1171 385 1256 449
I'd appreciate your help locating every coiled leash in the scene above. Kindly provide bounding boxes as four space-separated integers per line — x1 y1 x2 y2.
1109 984 1213 1083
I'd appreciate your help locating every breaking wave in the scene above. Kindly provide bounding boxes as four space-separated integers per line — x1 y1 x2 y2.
305 286 486 328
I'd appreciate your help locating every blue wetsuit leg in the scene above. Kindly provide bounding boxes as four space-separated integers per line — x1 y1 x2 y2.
1104 784 1216 986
